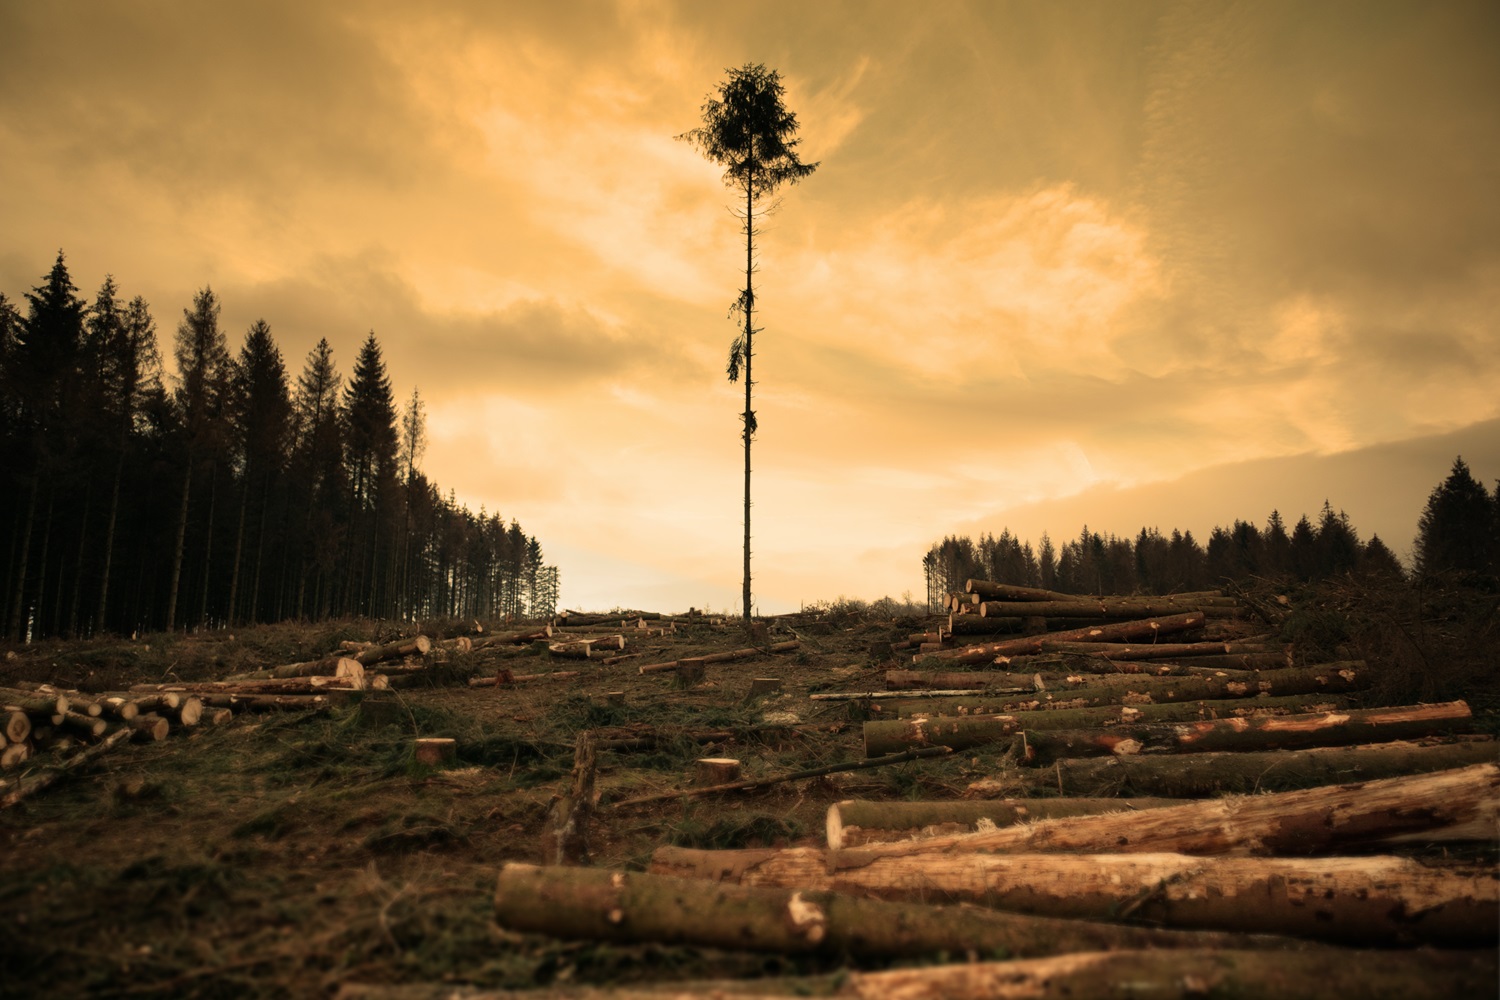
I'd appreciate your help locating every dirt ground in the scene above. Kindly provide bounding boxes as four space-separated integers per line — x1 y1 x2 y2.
2 609 988 998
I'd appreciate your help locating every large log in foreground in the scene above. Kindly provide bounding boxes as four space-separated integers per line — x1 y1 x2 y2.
842 762 1500 860
650 846 1497 947
837 949 1497 1000
919 612 1207 665
977 737 1500 799
494 863 1303 961
878 691 1350 722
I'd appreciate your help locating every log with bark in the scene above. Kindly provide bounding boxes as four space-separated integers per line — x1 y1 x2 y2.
547 640 594 659
886 663 1369 712
129 675 377 696
877 691 1350 722
494 863 1306 962
1033 639 1280 661
0 688 70 716
979 599 1238 619
638 641 800 675
651 844 1497 947
58 710 107 738
973 736 1500 799
193 693 332 713
1016 701 1472 765
864 700 1471 759
694 758 741 784
1 742 30 768
98 696 139 721
825 797 1185 849
840 762 1500 859
3 710 30 744
351 635 432 666
609 746 955 810
0 727 132 810
470 626 553 649
835 949 1497 1000
129 714 170 742
917 613 1208 665
808 689 989 702
964 581 1081 602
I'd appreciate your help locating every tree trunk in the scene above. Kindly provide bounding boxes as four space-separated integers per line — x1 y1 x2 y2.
837 949 1497 1000
919 613 1208 664
165 463 191 632
652 845 1496 948
964 580 1080 601
639 641 799 674
741 176 753 624
843 762 1500 859
826 797 1184 849
975 737 1500 799
0 688 69 716
7 474 38 641
351 634 431 665
494 863 1305 962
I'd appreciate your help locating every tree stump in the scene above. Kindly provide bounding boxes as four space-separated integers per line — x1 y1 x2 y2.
603 691 626 705
746 677 783 701
695 758 742 785
414 737 457 767
675 659 706 687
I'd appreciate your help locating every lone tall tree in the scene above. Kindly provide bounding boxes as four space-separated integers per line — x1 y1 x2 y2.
679 64 817 623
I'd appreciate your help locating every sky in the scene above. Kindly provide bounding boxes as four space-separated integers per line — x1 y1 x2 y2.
2 1 1498 613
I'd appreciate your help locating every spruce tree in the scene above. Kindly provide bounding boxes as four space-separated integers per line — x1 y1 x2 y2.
680 64 818 624
1414 457 1495 578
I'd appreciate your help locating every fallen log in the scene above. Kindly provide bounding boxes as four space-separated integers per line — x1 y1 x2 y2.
918 613 1207 664
825 797 1184 849
886 663 1370 713
975 736 1500 799
887 663 1246 691
3 710 29 744
494 863 1306 961
0 727 132 810
1034 639 1280 661
547 640 594 659
0 688 70 716
808 689 988 702
867 700 1472 759
98 696 139 721
837 949 1497 1000
470 627 553 649
352 635 432 666
129 675 377 695
964 581 1080 601
844 762 1500 859
229 656 367 683
980 599 1238 619
58 711 107 738
1018 701 1472 765
651 844 1496 948
194 693 332 713
876 692 1350 722
609 746 955 809
638 641 800 675
129 714 170 742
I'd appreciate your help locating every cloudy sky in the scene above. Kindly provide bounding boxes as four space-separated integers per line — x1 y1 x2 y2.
3 1 1497 613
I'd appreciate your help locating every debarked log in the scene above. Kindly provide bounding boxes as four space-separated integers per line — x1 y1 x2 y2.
494 863 1305 960
836 949 1497 1000
844 762 1500 859
981 737 1500 799
650 845 1497 948
825 798 1185 849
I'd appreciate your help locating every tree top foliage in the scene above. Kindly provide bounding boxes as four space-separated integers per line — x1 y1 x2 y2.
678 63 819 198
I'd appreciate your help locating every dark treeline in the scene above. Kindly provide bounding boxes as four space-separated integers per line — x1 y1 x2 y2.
0 252 559 641
923 457 1500 609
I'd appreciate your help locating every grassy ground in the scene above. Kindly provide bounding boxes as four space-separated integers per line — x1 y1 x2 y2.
1 582 1495 997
